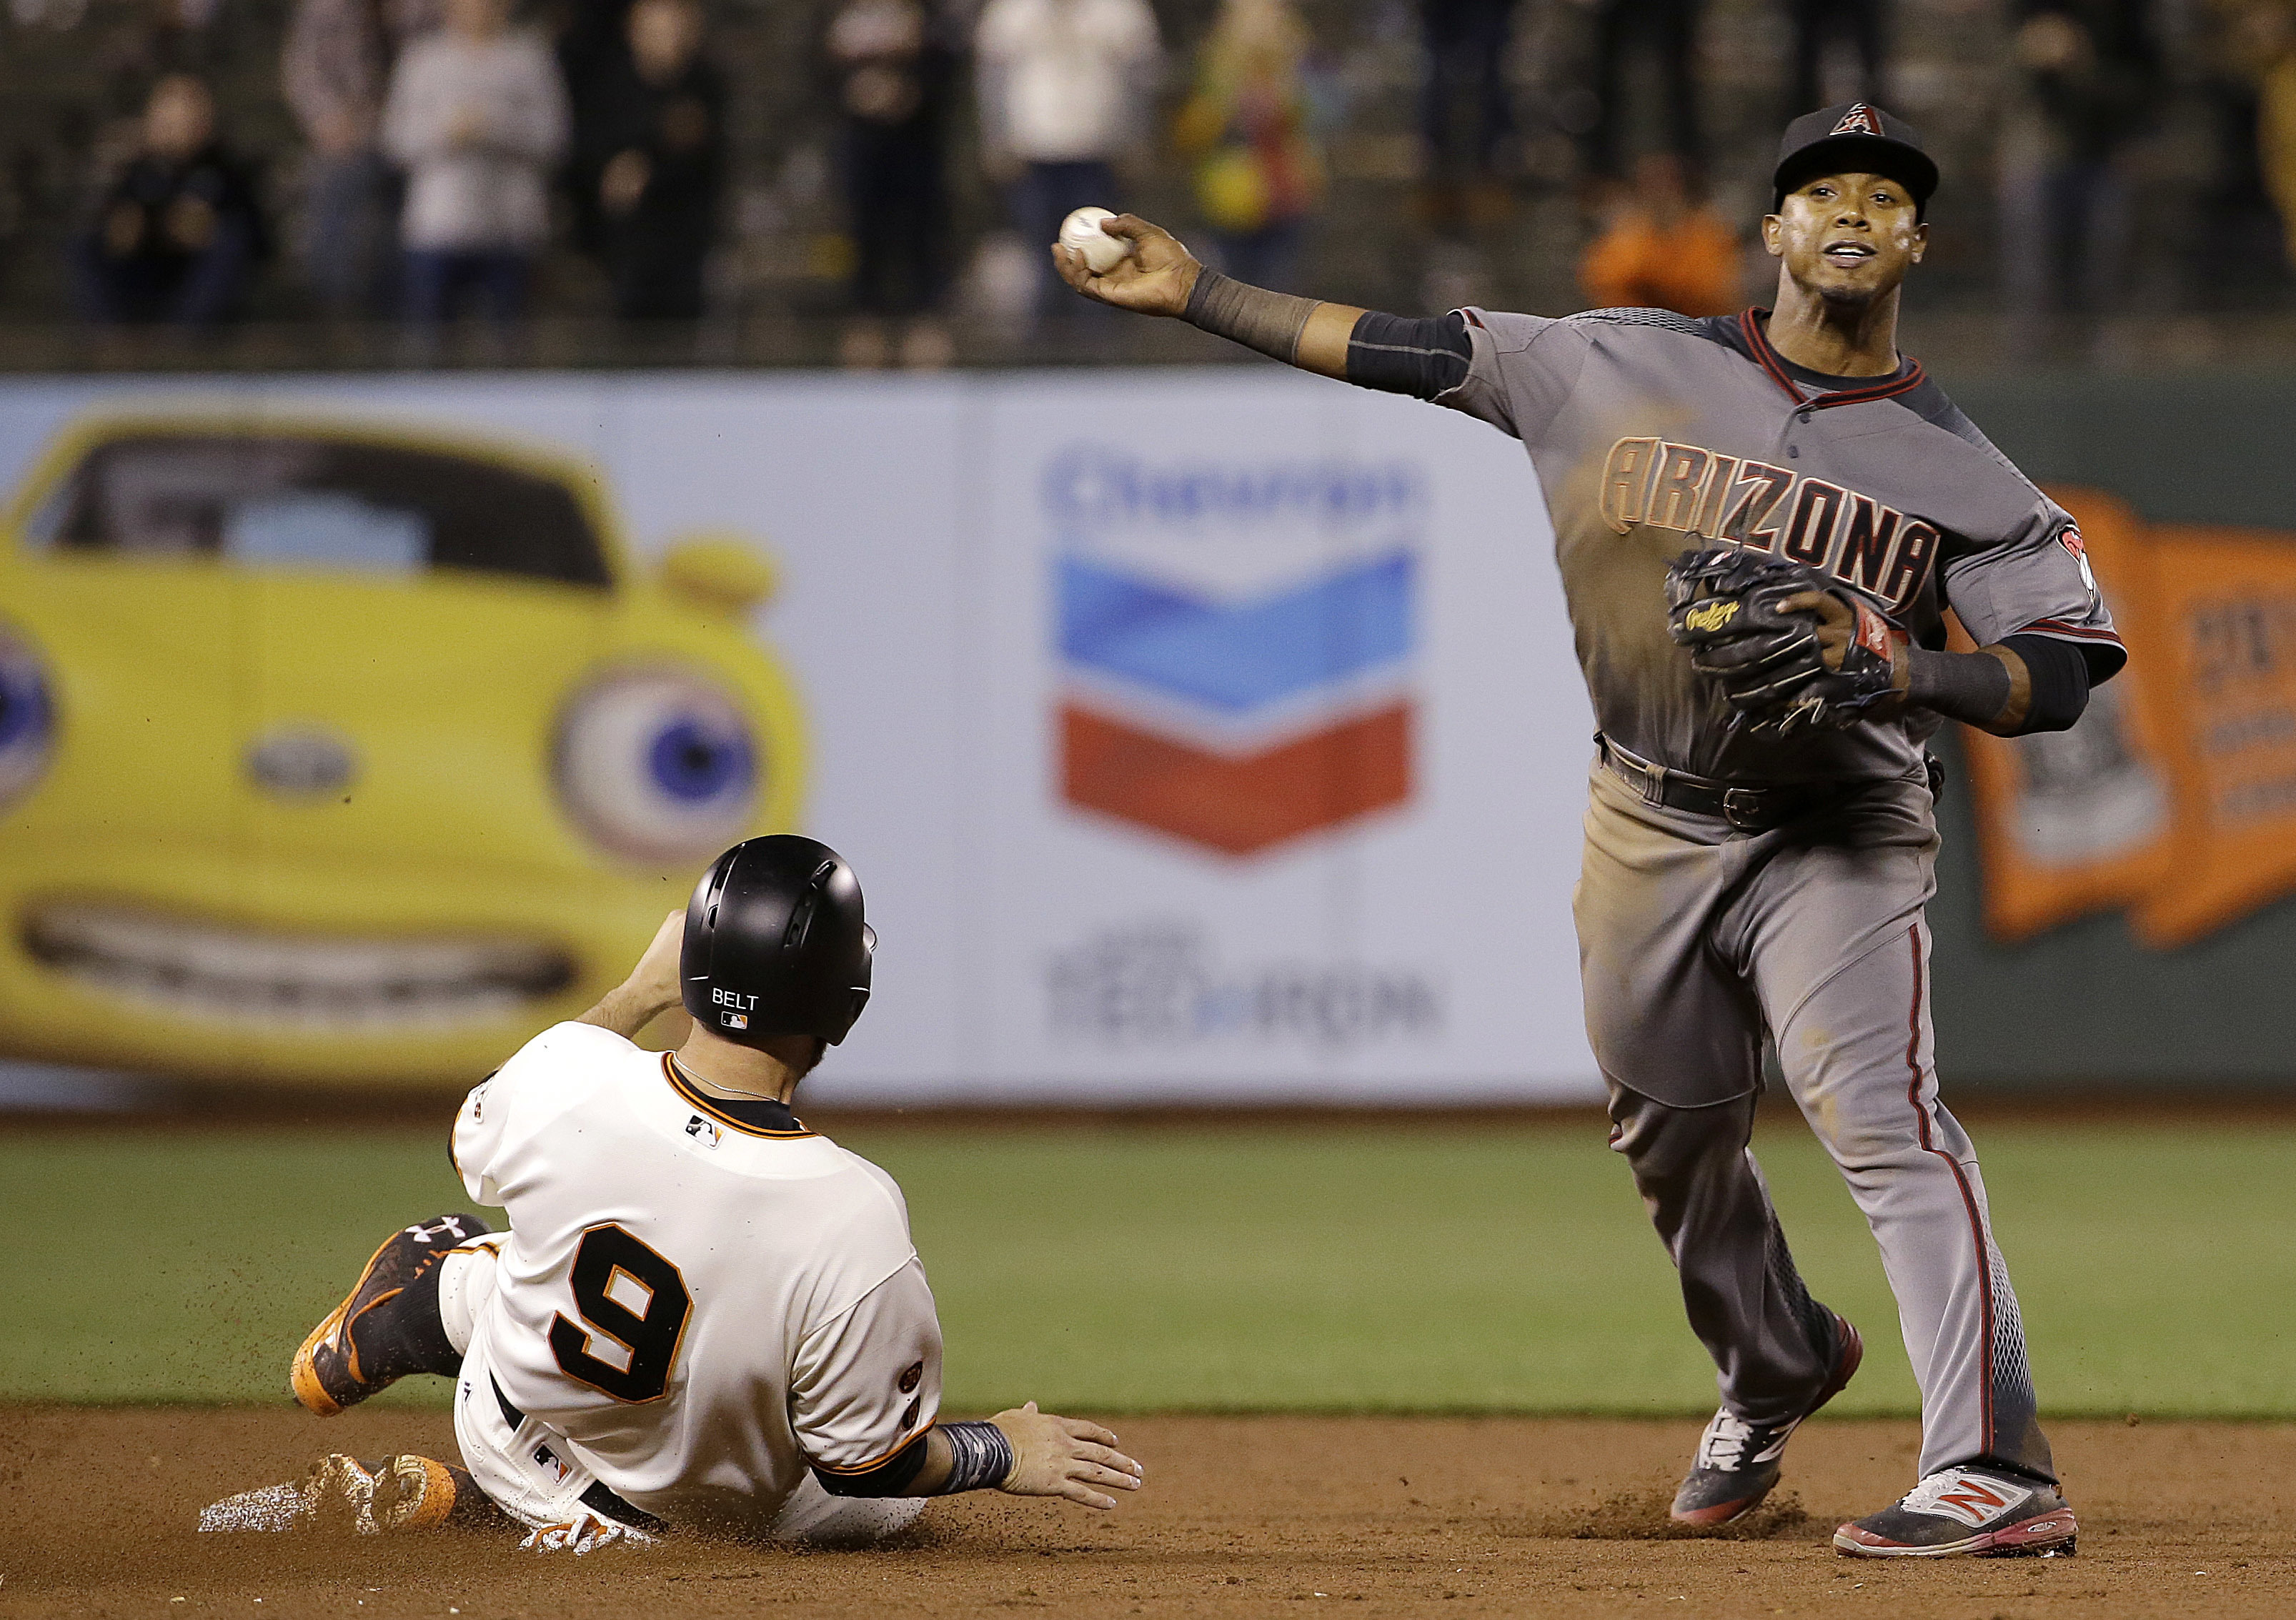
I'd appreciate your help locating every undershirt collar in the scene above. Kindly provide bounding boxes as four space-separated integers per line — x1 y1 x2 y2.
1772 349 1912 395
665 1053 808 1134
1734 308 1927 409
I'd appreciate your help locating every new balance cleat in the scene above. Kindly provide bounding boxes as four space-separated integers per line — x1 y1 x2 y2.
291 1212 490 1416
1670 1310 1863 1527
1834 1466 2077 1557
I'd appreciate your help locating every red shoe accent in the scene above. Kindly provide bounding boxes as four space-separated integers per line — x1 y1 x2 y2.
1833 1509 2079 1559
1812 1313 1863 1413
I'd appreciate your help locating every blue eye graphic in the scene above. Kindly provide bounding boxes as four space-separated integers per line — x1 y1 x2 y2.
0 626 56 812
647 717 753 805
555 672 760 863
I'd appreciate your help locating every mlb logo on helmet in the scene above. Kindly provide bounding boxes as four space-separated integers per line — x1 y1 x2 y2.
721 1010 747 1030
1045 445 1421 856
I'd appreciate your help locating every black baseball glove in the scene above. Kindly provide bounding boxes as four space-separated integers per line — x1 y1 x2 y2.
1663 547 1908 737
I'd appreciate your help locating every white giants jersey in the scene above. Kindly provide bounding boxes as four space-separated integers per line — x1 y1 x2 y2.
451 1023 943 1532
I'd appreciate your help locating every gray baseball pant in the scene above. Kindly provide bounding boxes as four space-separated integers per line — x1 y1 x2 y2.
1574 759 2054 1484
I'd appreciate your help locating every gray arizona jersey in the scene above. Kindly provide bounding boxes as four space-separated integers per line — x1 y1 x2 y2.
1437 307 2126 784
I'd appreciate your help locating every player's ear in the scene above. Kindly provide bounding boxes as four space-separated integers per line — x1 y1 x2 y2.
1910 220 1928 263
1760 212 1784 258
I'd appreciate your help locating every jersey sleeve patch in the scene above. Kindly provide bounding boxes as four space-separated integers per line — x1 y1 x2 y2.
1942 502 2122 680
789 1258 944 1480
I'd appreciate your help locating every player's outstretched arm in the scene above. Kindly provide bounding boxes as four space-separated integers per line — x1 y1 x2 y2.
876 1401 1144 1510
576 910 685 1038
1053 214 1363 381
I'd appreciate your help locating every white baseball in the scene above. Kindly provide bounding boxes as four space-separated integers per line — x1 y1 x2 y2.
1058 207 1130 275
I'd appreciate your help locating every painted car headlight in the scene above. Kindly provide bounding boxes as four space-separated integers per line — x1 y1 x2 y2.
554 670 760 864
0 625 56 812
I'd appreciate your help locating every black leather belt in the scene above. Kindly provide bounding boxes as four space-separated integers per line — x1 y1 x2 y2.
491 1374 665 1532
1597 734 1827 833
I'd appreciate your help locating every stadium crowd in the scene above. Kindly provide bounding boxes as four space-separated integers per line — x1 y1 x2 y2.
0 0 2289 364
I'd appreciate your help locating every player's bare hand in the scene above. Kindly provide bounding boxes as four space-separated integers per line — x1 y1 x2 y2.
991 1401 1145 1510
1778 590 1854 670
1780 590 1912 690
1052 215 1199 317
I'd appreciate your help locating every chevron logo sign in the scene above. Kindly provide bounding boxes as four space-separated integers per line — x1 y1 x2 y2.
1047 445 1423 856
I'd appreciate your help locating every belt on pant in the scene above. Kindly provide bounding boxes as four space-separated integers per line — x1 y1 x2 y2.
491 1374 665 1533
1596 733 1833 833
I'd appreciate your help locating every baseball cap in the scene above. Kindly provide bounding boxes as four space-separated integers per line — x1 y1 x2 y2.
1771 102 1939 212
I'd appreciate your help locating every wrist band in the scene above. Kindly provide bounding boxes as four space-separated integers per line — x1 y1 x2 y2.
1183 269 1319 366
1905 644 2014 730
933 1421 1016 1494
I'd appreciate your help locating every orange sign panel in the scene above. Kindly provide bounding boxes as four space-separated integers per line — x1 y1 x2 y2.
2126 523 2296 946
1957 489 2175 942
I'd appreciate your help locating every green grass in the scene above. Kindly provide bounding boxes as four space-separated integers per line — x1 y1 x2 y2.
4 1118 2290 1416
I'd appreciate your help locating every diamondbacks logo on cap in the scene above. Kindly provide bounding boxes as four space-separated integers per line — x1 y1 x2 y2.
1831 104 1884 137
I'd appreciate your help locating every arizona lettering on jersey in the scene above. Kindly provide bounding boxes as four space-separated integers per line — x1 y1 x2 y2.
1598 434 1942 610
1430 304 2124 780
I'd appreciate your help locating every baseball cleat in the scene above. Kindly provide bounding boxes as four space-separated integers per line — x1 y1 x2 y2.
300 1453 384 1534
291 1212 490 1416
1670 1310 1862 1527
1834 1466 2077 1557
369 1453 484 1532
301 1453 482 1534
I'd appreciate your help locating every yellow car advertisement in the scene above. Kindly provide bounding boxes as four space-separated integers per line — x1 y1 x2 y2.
0 412 807 1086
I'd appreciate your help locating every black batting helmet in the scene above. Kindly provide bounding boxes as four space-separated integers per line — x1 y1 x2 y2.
681 835 873 1048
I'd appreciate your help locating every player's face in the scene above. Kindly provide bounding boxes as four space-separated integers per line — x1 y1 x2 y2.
1762 172 1927 304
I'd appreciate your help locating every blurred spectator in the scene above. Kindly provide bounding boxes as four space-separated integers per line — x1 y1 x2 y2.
559 0 632 263
1789 0 1886 116
1583 0 1704 184
1417 0 1514 235
381 0 570 328
282 0 438 314
1999 0 2161 330
575 0 726 321
823 0 959 366
2236 0 2296 267
71 74 264 329
975 0 1161 323
1174 0 1329 290
1577 151 1739 314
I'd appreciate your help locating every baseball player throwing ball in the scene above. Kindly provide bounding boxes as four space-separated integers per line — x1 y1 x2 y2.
1057 104 2118 1559
282 835 1143 1548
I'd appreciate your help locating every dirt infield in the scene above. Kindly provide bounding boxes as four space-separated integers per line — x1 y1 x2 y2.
3 1409 2291 1619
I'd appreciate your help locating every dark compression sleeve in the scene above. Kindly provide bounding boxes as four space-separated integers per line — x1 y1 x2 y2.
1999 633 2093 733
810 1421 1015 1499
1904 635 2092 735
810 1432 933 1497
1345 310 1472 399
